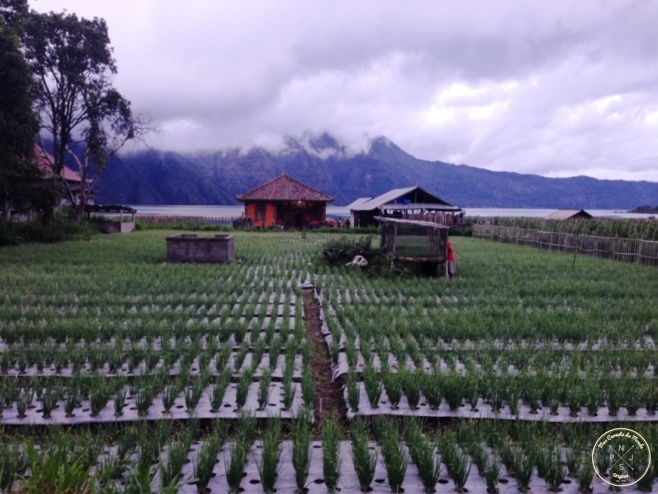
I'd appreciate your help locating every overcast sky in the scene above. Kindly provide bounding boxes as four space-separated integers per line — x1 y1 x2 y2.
32 0 658 182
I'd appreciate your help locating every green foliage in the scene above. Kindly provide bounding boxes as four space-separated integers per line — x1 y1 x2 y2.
322 416 342 492
320 235 382 266
0 215 94 245
470 216 658 241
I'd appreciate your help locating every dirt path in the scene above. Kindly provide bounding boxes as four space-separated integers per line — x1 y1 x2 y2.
302 288 347 434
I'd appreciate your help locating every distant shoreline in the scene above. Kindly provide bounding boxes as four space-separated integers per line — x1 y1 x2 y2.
127 205 655 220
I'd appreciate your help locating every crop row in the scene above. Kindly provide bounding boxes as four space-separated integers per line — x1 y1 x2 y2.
1 417 656 493
0 367 312 424
343 371 658 421
329 344 657 379
0 334 308 377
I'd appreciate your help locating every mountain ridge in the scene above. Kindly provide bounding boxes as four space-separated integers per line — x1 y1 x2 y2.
95 134 658 209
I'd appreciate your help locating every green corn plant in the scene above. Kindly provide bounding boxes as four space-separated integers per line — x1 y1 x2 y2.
256 418 282 494
351 419 377 492
291 410 312 493
322 416 342 493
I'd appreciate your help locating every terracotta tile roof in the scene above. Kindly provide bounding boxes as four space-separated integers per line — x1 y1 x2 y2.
236 174 335 202
34 145 83 183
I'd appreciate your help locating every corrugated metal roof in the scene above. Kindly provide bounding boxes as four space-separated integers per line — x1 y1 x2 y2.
350 186 454 211
546 209 593 220
236 174 335 202
345 197 372 209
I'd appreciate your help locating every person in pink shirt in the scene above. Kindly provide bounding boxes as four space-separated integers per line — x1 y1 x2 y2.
447 240 456 279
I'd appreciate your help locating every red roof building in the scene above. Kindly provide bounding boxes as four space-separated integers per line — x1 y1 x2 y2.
236 174 334 229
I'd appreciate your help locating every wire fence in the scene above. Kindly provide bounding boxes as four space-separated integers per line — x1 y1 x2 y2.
473 224 658 266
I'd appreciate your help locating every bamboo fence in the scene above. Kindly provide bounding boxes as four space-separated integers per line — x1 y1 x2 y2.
473 224 658 266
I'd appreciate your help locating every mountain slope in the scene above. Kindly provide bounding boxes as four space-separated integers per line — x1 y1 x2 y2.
95 134 658 209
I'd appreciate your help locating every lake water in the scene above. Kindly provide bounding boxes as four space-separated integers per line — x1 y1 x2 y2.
129 205 653 219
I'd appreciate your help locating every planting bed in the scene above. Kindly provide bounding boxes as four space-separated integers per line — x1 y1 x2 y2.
1 231 657 492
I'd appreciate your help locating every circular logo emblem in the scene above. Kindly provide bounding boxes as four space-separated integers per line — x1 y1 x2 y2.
592 427 652 487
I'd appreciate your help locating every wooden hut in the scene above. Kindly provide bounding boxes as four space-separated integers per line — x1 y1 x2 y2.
236 174 334 229
348 186 462 227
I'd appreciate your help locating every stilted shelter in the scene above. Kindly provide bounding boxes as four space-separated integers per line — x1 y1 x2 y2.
348 186 462 228
378 216 451 277
236 174 334 229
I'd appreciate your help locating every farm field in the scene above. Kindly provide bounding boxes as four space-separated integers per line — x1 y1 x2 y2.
0 230 657 493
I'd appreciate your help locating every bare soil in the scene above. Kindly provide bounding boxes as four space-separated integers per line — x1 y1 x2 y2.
302 288 347 434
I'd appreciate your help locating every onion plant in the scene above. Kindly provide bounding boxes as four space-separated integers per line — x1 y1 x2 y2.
39 386 58 419
159 436 191 489
350 418 377 492
210 367 232 412
301 363 315 407
322 416 342 493
113 387 127 417
258 367 272 410
512 450 534 492
0 444 28 491
382 370 402 409
225 437 250 493
405 419 440 494
377 419 408 494
482 453 501 494
401 370 422 410
346 371 360 412
64 388 79 417
363 364 382 408
256 417 282 494
236 365 253 409
291 410 312 493
423 372 443 410
194 426 225 494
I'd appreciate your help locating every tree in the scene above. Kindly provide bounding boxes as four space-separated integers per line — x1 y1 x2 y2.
22 9 145 222
0 0 40 218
